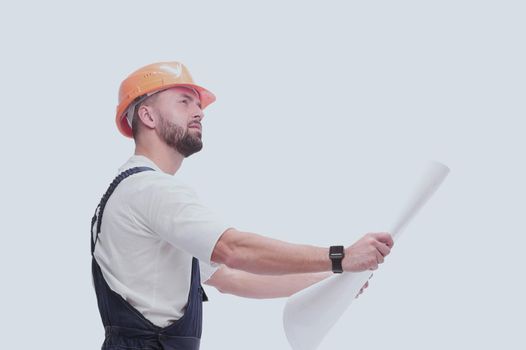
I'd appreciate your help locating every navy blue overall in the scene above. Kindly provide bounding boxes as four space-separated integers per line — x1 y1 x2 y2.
91 167 208 350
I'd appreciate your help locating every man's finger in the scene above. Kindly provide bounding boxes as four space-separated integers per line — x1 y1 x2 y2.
376 251 384 264
373 240 391 257
372 232 394 248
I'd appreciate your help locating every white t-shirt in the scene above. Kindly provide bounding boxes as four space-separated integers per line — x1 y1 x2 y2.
92 155 231 327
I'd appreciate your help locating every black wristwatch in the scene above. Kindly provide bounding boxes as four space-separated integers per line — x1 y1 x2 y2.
329 245 345 273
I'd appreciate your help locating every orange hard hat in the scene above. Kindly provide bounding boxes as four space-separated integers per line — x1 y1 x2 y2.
115 61 216 138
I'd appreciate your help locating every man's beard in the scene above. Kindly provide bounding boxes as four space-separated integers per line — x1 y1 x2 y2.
157 116 203 158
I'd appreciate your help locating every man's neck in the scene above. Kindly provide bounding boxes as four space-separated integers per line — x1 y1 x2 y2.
134 142 184 175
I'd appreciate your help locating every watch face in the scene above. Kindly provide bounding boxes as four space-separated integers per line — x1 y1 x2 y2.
330 246 344 258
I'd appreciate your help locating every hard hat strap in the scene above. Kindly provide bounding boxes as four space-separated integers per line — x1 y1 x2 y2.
125 91 158 128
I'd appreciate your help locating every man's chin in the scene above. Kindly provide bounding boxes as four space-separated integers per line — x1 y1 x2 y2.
182 148 202 158
178 141 203 158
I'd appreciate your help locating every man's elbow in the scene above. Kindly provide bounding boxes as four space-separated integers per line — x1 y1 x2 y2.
205 265 238 295
211 228 246 270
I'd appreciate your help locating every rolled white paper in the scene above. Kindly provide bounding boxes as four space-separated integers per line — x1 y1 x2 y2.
389 161 450 240
283 161 450 350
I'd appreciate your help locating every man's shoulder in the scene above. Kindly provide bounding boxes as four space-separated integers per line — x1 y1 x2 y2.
119 169 196 198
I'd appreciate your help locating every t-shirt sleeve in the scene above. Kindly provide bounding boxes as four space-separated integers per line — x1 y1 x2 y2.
145 176 233 265
199 261 220 283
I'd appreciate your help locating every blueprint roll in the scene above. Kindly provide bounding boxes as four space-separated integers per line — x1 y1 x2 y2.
283 161 450 350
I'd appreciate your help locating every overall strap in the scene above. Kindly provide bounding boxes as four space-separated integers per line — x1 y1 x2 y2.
91 166 154 255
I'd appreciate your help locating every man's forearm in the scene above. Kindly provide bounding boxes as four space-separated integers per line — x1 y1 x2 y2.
212 228 332 275
206 265 332 299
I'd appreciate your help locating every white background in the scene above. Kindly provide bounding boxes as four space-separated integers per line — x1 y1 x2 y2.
1 1 524 349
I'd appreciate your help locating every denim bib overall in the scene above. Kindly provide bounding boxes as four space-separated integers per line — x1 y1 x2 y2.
91 167 208 350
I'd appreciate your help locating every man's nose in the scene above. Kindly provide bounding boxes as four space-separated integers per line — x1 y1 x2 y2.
192 105 204 121
192 112 203 122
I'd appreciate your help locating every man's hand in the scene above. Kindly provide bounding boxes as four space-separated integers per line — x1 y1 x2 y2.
343 232 394 272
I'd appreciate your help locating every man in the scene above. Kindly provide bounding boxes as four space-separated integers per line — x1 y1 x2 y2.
91 61 394 350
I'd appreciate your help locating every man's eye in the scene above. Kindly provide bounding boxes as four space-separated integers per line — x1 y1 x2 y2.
180 99 188 104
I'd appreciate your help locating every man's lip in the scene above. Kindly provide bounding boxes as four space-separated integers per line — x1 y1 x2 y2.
189 124 201 130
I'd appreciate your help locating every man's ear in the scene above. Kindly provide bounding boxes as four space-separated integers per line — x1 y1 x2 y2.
137 105 156 130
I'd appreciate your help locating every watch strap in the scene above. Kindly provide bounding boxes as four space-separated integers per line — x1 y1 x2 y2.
329 245 345 273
